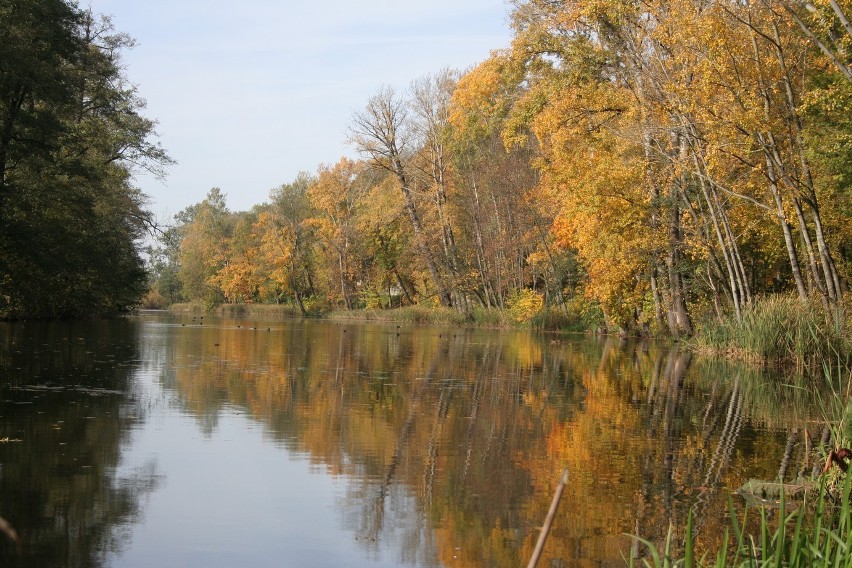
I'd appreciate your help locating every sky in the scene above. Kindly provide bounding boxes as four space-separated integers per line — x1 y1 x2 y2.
87 1 514 223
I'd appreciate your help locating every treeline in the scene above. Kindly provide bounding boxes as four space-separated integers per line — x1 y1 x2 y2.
150 0 852 335
0 0 169 319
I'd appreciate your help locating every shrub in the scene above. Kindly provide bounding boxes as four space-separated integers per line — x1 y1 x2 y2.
506 289 544 324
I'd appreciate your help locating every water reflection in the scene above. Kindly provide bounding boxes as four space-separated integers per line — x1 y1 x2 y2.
0 314 828 566
0 319 159 568
147 317 800 566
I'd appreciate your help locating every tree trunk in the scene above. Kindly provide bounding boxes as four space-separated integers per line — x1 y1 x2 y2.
759 135 808 300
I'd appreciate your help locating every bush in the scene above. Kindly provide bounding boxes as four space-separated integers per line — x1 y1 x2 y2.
506 289 544 323
139 288 168 309
530 297 606 332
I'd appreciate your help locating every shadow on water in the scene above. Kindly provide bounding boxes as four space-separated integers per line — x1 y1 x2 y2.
0 319 159 568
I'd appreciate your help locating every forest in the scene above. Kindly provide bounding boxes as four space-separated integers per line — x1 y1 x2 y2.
148 0 852 342
0 0 169 319
2 0 849 338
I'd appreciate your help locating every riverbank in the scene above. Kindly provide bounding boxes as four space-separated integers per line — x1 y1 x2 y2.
167 300 603 331
634 476 852 567
167 296 851 371
169 302 303 318
690 295 851 372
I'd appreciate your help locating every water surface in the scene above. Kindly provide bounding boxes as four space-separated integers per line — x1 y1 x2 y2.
0 312 817 566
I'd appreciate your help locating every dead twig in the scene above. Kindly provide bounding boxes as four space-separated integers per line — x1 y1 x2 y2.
527 469 569 568
0 515 20 554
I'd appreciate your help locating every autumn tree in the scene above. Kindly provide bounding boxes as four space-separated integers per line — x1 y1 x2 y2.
349 87 454 307
211 209 267 304
264 173 318 314
307 157 368 309
408 70 467 305
177 188 232 304
780 0 852 82
447 56 559 311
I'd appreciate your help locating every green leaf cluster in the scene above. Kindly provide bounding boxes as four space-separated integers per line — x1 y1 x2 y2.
0 1 170 319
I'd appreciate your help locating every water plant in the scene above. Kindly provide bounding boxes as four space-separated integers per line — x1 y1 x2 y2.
692 295 850 372
631 355 852 567
629 475 852 567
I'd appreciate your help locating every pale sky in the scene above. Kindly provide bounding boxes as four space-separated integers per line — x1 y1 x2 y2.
87 1 514 222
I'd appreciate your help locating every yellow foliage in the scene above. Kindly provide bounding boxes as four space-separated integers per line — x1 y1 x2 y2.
506 289 544 323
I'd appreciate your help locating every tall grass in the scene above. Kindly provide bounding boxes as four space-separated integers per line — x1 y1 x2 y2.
529 300 605 332
169 302 302 318
168 302 207 313
328 305 487 326
630 475 852 567
329 303 604 330
693 295 850 372
215 303 303 318
632 354 852 567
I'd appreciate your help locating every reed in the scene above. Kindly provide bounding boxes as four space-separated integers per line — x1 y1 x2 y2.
692 295 850 372
214 303 302 318
168 301 208 313
168 302 303 318
630 475 852 567
632 360 852 567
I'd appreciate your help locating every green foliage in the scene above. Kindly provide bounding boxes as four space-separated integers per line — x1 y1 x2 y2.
0 2 169 319
177 188 232 304
530 297 606 332
466 306 512 327
631 476 852 567
300 295 329 317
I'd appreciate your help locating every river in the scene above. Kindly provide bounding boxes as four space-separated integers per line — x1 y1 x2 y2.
0 311 819 566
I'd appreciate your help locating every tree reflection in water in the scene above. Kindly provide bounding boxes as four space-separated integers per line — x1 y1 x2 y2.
0 320 160 568
162 319 810 567
0 315 822 566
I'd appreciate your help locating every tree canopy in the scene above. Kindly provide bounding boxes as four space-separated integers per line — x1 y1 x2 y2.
154 0 852 333
0 0 170 319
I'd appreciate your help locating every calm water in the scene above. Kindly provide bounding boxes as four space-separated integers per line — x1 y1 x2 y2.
0 312 820 566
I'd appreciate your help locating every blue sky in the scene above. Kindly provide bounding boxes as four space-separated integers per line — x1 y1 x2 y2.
88 1 513 222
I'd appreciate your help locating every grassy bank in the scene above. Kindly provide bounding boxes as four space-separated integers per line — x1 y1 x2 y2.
169 302 303 319
166 301 587 329
631 350 852 567
328 305 511 327
692 295 850 372
166 295 851 373
328 302 604 330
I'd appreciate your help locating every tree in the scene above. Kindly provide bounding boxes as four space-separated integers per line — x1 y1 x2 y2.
349 87 454 307
177 188 232 304
0 2 170 318
265 173 318 314
307 158 367 309
780 0 852 82
409 70 465 304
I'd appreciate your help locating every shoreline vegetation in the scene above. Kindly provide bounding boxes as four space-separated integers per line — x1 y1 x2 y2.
144 0 852 381
166 300 596 330
2 0 851 564
163 295 850 371
633 355 852 567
